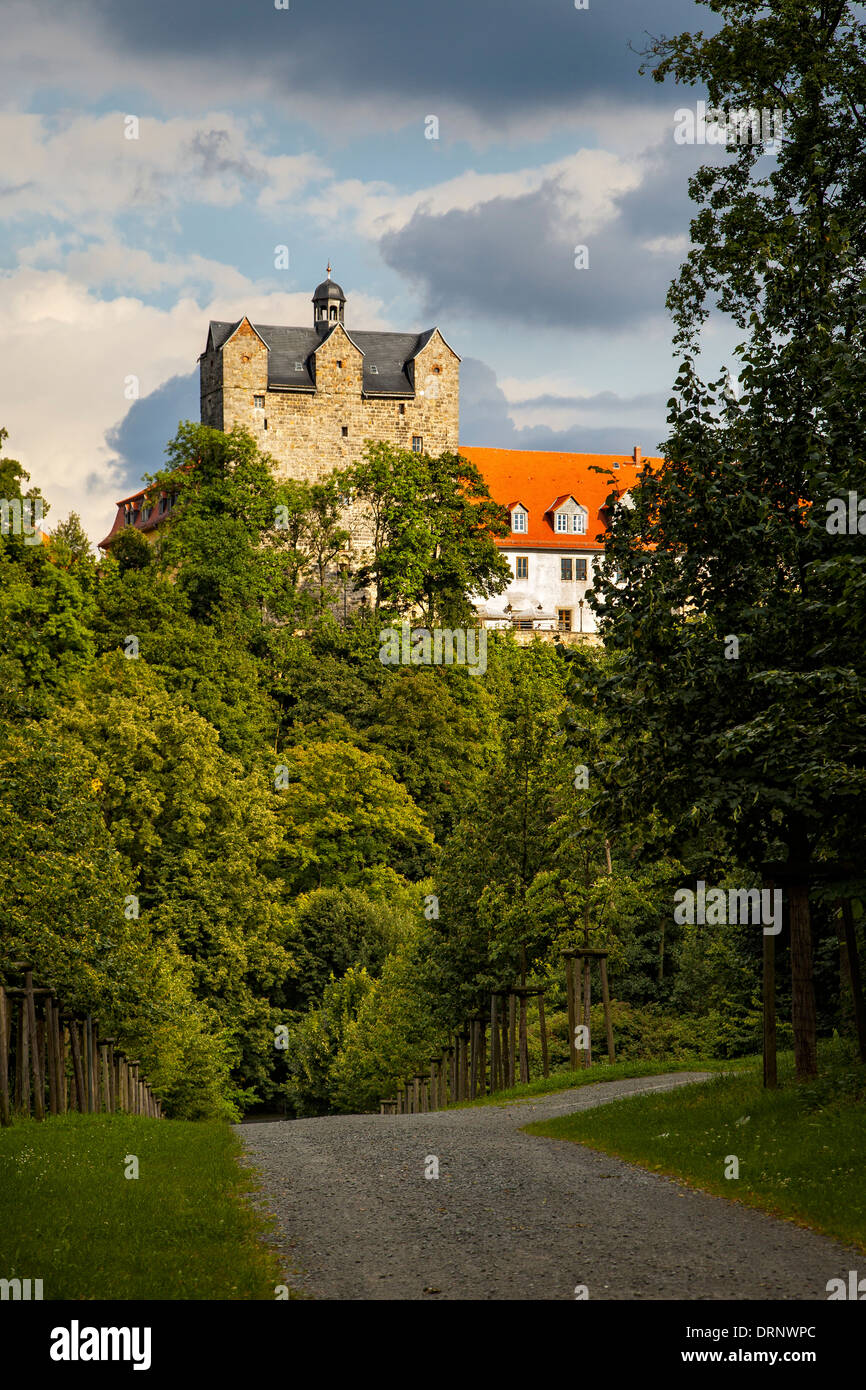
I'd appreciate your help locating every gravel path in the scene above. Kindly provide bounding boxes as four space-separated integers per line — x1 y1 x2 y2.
238 1073 858 1300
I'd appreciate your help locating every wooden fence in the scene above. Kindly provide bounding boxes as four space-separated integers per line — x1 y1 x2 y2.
0 961 162 1125
379 974 615 1114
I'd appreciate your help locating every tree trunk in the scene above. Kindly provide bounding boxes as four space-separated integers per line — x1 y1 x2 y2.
789 881 818 1081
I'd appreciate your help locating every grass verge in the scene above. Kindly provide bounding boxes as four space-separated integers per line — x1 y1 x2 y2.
523 1041 866 1251
0 1113 294 1299
453 1054 752 1108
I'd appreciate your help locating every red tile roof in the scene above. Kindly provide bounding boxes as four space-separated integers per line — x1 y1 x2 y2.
459 446 660 551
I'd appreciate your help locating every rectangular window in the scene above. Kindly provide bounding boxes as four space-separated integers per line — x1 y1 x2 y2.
412 436 423 453
399 404 406 415
263 418 268 430
294 360 304 371
555 512 569 533
336 360 343 370
516 556 528 580
572 512 587 534
557 609 572 632
512 510 527 533
514 618 533 631
370 365 379 374
341 426 348 437
561 558 573 581
575 558 587 581
253 394 265 409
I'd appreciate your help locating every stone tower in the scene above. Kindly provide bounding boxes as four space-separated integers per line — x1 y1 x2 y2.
199 271 460 490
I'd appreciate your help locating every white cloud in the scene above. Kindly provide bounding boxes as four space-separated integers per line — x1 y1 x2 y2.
0 267 391 545
304 148 644 243
0 110 330 232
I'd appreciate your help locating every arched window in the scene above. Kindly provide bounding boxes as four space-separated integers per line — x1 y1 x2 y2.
330 306 338 320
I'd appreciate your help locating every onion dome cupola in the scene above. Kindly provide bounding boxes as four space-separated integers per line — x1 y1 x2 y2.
312 263 346 332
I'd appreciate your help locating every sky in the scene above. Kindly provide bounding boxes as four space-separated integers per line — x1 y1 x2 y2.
0 0 747 543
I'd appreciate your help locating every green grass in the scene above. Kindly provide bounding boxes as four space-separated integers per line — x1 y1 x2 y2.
524 1041 866 1251
452 1054 752 1108
0 1113 294 1299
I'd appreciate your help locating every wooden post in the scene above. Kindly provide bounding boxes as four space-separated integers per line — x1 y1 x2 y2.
23 968 44 1120
16 996 27 1114
105 1040 116 1113
518 992 529 1083
763 907 777 1089
490 995 500 1093
58 1019 68 1113
99 1043 111 1112
565 956 577 1069
52 998 66 1114
44 996 58 1115
538 991 550 1078
838 899 866 1063
67 1018 86 1113
789 879 818 1081
599 957 616 1064
84 1016 94 1112
36 1009 47 1118
479 1019 487 1096
469 1021 478 1100
582 957 592 1068
507 993 516 1089
0 984 10 1127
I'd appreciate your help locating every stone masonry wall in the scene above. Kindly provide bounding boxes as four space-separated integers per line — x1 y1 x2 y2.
200 319 460 558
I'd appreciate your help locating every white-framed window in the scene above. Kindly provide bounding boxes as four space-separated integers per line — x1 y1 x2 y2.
253 394 265 409
412 436 423 452
572 512 587 534
512 508 527 533
555 512 569 533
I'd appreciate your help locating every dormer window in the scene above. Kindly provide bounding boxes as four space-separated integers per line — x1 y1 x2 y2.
555 512 569 533
511 507 528 534
572 512 587 534
294 360 303 371
370 365 379 374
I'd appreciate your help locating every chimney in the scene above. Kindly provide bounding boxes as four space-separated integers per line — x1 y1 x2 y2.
633 445 641 466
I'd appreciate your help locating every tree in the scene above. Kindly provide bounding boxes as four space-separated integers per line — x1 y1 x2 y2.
592 0 866 1080
346 442 512 624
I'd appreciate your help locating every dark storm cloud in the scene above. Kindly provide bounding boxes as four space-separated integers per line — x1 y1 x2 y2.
380 139 722 330
103 371 199 495
78 0 706 123
380 179 674 330
460 358 668 456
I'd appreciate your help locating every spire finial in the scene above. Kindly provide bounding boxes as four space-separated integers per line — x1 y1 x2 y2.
326 261 332 278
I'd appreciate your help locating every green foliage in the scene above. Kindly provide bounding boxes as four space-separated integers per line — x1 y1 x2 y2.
346 441 512 624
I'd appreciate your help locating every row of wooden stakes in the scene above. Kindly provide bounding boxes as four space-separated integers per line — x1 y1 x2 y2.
0 962 163 1125
379 956 617 1115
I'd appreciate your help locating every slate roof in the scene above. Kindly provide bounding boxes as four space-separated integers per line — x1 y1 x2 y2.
204 320 454 397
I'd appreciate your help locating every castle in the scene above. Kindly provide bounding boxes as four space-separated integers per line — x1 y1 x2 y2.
200 271 460 491
101 270 656 639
